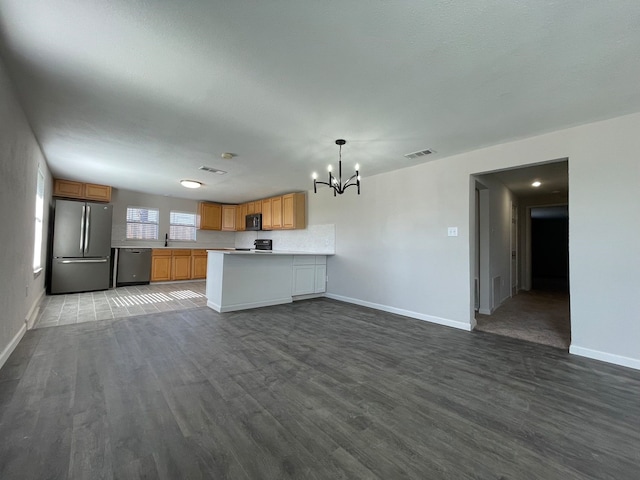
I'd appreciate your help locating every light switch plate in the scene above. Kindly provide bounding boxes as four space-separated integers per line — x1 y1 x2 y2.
448 227 458 237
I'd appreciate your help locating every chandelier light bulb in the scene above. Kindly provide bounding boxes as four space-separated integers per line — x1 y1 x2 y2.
328 165 333 172
312 172 317 179
355 163 360 171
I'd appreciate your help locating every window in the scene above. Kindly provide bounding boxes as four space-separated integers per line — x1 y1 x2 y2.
170 211 197 241
33 167 45 271
126 207 159 240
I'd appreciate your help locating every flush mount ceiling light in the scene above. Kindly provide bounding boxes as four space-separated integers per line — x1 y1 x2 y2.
180 180 202 189
221 152 235 160
312 139 360 196
532 181 542 187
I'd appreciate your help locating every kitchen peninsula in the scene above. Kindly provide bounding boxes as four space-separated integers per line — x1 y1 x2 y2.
205 250 329 312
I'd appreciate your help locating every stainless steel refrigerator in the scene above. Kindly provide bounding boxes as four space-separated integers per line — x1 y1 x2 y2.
51 199 113 294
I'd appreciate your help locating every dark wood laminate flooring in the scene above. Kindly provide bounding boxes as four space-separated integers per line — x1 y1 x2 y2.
1 298 639 479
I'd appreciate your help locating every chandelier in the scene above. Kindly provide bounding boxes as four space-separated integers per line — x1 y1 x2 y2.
312 139 360 195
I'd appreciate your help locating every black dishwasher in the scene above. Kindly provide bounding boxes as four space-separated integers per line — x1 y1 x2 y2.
116 248 152 286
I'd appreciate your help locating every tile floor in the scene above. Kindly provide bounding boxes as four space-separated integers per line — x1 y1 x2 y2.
34 281 207 329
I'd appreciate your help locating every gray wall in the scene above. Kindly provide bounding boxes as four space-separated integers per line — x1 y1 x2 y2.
110 188 235 249
0 58 52 366
309 111 640 369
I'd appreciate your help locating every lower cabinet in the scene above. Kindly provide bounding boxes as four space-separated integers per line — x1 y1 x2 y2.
191 250 208 279
292 256 327 295
152 249 204 281
171 250 192 280
151 250 172 282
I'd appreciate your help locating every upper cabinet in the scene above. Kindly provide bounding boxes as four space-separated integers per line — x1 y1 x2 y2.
271 196 283 229
221 205 237 231
235 203 247 231
282 193 306 229
198 192 306 231
198 202 222 230
261 198 273 230
53 179 112 202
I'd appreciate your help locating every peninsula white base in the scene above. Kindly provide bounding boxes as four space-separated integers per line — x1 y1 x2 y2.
206 251 328 313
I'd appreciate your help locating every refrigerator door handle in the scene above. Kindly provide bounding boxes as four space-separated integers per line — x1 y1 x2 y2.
84 205 91 254
80 205 86 251
58 258 108 264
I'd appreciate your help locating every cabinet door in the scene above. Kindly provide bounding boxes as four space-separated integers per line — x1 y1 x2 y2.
221 205 237 231
246 202 255 214
293 265 316 295
261 198 272 230
271 196 283 229
235 204 247 231
198 202 222 230
53 179 84 199
314 264 327 293
191 253 208 279
282 193 306 230
84 183 112 202
171 255 191 280
151 255 171 281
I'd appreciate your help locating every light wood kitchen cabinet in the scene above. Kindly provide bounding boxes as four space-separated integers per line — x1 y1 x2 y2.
54 179 84 198
253 201 262 214
191 250 208 279
282 192 306 229
221 205 237 231
53 179 112 202
261 198 273 229
198 202 222 230
84 183 112 202
151 249 172 282
236 204 247 231
271 196 283 229
247 202 255 215
171 249 192 280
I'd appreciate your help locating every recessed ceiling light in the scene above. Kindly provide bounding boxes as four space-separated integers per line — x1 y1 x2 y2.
532 181 542 187
180 180 202 189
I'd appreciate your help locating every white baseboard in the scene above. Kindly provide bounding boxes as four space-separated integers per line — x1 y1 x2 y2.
292 293 325 301
569 345 640 371
0 323 27 371
25 289 45 330
478 307 492 315
324 293 473 331
207 297 292 313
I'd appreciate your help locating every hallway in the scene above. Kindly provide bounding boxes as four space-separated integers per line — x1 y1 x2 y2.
475 290 570 349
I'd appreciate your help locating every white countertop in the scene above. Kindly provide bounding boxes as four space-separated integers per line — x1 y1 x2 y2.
207 249 333 255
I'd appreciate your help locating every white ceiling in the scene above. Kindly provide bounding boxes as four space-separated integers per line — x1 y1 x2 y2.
1 1 639 203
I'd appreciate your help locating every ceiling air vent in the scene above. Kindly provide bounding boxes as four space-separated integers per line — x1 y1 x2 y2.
404 148 435 160
199 166 227 175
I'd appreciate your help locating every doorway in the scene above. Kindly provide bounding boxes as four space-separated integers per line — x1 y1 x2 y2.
472 160 571 349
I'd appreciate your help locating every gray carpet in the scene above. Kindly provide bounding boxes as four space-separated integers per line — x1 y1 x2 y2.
475 290 570 349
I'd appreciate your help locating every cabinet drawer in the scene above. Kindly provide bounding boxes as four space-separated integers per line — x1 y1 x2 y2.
152 249 172 256
171 249 192 256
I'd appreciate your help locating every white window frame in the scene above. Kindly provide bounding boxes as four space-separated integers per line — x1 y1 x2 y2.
33 167 45 272
169 211 197 242
126 206 159 240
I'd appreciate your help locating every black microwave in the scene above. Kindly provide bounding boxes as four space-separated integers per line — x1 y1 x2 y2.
246 213 262 231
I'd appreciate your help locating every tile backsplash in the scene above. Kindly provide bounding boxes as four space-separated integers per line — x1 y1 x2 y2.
235 224 335 253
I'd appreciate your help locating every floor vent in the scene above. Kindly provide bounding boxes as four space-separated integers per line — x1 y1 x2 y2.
404 148 435 159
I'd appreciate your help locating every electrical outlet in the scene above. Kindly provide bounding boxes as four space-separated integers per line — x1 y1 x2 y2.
447 227 458 237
